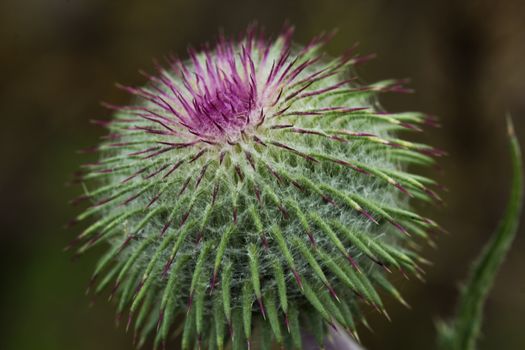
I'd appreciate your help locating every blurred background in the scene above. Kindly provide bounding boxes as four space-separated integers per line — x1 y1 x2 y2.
1 0 524 349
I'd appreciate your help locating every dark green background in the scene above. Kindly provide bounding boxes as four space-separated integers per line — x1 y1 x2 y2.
1 0 524 349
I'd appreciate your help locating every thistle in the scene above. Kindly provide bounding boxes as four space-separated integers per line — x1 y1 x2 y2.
71 25 443 349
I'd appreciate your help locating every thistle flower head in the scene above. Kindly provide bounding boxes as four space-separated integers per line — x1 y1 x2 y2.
71 24 443 349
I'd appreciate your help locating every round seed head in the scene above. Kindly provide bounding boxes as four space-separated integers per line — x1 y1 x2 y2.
72 24 442 348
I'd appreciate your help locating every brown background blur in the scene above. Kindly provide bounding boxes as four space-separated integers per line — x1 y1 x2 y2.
1 0 524 349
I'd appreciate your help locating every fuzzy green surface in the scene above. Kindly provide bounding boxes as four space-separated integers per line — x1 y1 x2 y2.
74 34 441 349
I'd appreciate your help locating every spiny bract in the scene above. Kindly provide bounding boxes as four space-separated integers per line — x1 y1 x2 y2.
71 25 443 349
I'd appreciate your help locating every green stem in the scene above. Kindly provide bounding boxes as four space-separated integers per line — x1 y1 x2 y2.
437 116 524 350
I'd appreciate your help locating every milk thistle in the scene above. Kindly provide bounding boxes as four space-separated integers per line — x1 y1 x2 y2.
71 24 444 349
